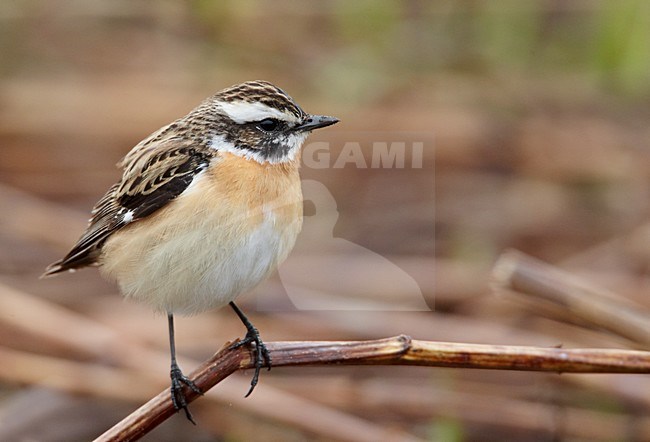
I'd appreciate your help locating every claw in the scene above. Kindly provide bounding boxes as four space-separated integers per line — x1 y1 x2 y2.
229 326 272 396
170 362 202 424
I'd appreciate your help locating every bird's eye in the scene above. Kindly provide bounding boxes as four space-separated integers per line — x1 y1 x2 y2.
258 118 280 132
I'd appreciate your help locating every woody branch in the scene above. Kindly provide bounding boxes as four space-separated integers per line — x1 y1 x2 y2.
96 335 650 441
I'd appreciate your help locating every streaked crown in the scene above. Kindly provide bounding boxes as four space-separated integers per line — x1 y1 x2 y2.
216 80 306 120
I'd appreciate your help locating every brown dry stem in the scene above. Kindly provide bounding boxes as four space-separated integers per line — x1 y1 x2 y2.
96 335 650 441
492 249 650 347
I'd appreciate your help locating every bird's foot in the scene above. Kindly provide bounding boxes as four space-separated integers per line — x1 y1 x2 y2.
229 324 272 397
170 362 202 424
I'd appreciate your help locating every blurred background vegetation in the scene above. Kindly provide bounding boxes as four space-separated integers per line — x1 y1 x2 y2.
1 1 650 441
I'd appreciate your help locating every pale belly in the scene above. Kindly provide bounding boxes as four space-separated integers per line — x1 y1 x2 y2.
101 213 300 315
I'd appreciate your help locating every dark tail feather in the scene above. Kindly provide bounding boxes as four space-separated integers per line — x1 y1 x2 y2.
41 253 97 279
41 261 65 278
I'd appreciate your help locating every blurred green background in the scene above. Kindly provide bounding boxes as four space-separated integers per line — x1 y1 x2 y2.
1 1 650 441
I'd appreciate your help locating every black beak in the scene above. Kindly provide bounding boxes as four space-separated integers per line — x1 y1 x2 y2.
295 115 339 132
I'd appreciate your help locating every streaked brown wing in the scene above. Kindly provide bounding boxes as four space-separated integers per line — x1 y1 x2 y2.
43 138 214 276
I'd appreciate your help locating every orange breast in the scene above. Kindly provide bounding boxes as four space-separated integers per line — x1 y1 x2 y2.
206 152 303 232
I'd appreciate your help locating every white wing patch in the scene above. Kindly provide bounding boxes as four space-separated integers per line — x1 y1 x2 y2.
115 208 135 224
122 210 135 223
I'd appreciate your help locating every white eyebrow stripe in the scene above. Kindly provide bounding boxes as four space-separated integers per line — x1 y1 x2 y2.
216 101 298 124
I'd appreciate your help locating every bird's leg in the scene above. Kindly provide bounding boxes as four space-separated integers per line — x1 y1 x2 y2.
228 301 271 397
167 313 202 424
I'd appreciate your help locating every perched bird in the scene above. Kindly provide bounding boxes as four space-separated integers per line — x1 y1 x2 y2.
43 80 338 422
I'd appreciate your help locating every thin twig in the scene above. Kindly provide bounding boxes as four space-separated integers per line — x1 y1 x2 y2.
96 335 650 441
492 249 650 346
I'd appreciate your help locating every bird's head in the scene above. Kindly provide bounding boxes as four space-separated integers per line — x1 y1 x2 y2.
206 80 338 164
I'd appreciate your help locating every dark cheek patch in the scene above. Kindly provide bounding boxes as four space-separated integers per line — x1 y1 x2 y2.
222 126 290 161
259 138 290 161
